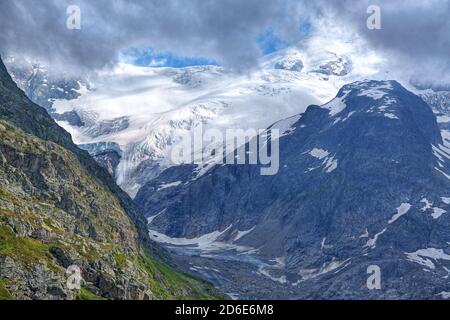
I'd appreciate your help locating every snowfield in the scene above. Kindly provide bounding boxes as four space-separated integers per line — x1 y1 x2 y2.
51 35 385 196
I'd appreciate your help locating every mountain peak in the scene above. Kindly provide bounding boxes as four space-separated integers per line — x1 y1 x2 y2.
136 80 450 299
311 79 443 146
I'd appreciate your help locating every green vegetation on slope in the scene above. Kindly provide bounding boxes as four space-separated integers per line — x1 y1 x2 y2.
76 288 106 301
0 225 49 262
139 253 221 300
0 279 12 300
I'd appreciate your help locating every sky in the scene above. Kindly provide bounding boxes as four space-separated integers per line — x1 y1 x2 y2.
1 0 450 86
120 47 217 68
0 0 309 72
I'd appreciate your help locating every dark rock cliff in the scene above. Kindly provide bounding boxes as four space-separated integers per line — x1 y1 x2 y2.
137 80 450 299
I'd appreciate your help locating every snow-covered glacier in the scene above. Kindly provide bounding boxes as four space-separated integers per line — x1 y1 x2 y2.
6 35 387 197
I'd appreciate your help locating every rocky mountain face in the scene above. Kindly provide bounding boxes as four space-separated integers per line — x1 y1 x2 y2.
420 91 450 128
136 80 450 299
0 57 221 300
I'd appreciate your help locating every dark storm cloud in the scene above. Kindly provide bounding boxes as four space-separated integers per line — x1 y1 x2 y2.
0 0 308 72
319 0 450 86
2 0 450 85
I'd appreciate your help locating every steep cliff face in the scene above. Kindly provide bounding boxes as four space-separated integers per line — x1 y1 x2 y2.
0 57 220 300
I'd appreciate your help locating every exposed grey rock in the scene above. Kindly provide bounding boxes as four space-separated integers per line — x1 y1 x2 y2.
83 117 130 138
52 111 85 127
314 55 352 76
274 57 304 72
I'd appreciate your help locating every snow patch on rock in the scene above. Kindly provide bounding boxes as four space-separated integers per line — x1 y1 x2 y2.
388 203 411 224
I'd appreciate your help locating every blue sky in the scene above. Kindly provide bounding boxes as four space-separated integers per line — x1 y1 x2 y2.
257 29 288 55
122 47 217 68
257 22 311 55
124 30 290 68
122 31 286 68
122 22 312 68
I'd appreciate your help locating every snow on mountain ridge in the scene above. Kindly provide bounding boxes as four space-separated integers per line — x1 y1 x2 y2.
10 35 388 197
52 61 332 196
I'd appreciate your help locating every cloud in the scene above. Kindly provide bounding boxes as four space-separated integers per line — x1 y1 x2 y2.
1 0 450 88
0 0 309 72
317 0 450 88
